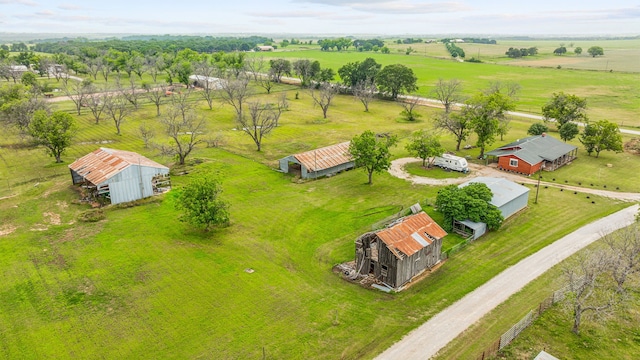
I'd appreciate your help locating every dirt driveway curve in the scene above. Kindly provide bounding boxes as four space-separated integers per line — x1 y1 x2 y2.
389 157 640 202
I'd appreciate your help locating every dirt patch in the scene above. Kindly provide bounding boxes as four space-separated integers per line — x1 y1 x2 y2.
56 201 69 209
0 224 17 236
30 225 48 231
624 138 640 155
43 212 62 225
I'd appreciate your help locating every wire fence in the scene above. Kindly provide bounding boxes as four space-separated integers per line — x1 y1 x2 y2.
475 286 570 360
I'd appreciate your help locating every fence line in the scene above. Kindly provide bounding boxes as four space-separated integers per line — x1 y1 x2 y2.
475 284 571 360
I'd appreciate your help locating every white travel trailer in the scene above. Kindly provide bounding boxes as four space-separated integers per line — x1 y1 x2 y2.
434 154 469 173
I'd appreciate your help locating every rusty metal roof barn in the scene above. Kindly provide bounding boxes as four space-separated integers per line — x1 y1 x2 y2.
69 148 170 205
279 142 355 179
376 212 448 259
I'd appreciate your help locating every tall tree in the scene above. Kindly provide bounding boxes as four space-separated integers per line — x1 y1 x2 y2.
466 91 516 158
292 59 321 87
587 46 604 57
405 131 445 167
269 59 291 83
85 86 107 124
431 78 463 113
376 64 417 100
352 79 377 112
435 183 503 231
145 82 168 117
219 75 251 120
579 120 623 158
28 110 76 163
238 101 279 151
309 83 338 119
159 105 206 165
103 94 132 135
433 111 471 151
176 176 230 231
337 57 381 88
348 130 398 185
63 79 93 115
542 92 588 130
0 84 48 134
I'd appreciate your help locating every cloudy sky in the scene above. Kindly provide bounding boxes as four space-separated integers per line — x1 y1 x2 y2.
0 0 639 36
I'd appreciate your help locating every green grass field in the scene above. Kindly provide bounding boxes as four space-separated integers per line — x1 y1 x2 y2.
256 44 640 128
1 51 640 358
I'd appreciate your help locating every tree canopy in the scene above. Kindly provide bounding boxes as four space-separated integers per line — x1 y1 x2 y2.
375 64 417 99
348 130 398 185
435 183 503 231
464 90 515 157
337 57 380 88
542 92 588 130
405 131 444 167
29 110 76 163
587 46 604 57
176 176 230 231
579 120 623 158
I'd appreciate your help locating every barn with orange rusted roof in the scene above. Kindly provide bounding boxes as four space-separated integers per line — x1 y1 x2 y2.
355 212 447 290
279 142 354 179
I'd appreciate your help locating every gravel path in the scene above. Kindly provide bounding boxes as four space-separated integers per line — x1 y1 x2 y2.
389 157 640 202
376 204 640 360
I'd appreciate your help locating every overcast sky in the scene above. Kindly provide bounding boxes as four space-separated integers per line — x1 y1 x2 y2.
1 0 639 36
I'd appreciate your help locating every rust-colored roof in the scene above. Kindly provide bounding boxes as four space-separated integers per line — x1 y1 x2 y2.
376 212 448 259
294 142 353 172
69 148 168 185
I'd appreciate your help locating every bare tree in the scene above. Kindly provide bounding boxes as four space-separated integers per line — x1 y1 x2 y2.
353 79 377 112
238 101 279 151
116 77 141 110
244 56 265 82
219 75 251 120
258 75 274 94
193 60 221 110
145 54 164 83
63 79 93 115
563 250 617 335
431 78 463 113
85 86 107 124
485 81 521 99
145 82 168 117
309 83 338 119
168 88 195 120
400 95 422 121
138 122 155 148
103 94 132 135
158 106 205 165
86 57 101 80
433 111 471 151
604 225 640 293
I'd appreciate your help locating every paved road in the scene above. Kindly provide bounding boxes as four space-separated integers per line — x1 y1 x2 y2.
376 204 640 360
389 157 640 202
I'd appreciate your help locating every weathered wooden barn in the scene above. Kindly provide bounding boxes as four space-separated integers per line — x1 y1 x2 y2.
69 148 170 205
486 134 578 175
454 177 529 239
355 212 447 290
279 142 354 179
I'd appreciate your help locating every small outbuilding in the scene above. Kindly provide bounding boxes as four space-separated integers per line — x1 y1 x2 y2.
188 75 226 90
69 148 170 205
279 142 354 179
454 177 529 239
355 212 448 290
486 134 578 175
256 45 275 51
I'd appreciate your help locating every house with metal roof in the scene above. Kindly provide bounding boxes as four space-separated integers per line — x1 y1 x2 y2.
454 177 530 239
188 75 226 90
355 212 448 290
69 148 170 205
279 142 354 179
486 134 578 175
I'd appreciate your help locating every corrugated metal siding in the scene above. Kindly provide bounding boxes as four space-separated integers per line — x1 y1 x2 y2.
69 148 168 185
498 192 529 219
103 165 169 205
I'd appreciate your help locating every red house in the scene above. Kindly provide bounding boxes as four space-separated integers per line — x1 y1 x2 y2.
486 134 578 175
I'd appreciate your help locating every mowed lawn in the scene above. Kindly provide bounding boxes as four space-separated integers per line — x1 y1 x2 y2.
0 75 638 359
257 48 640 128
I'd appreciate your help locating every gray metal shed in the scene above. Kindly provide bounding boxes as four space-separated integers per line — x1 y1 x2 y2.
69 148 170 205
453 219 487 240
279 142 354 179
460 177 530 219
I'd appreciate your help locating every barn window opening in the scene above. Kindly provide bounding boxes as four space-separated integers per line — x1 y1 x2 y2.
381 264 388 277
509 159 518 167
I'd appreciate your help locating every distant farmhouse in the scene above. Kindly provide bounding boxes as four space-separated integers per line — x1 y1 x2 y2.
355 212 447 290
454 177 530 240
69 148 170 205
256 45 275 51
279 142 354 179
486 134 578 175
